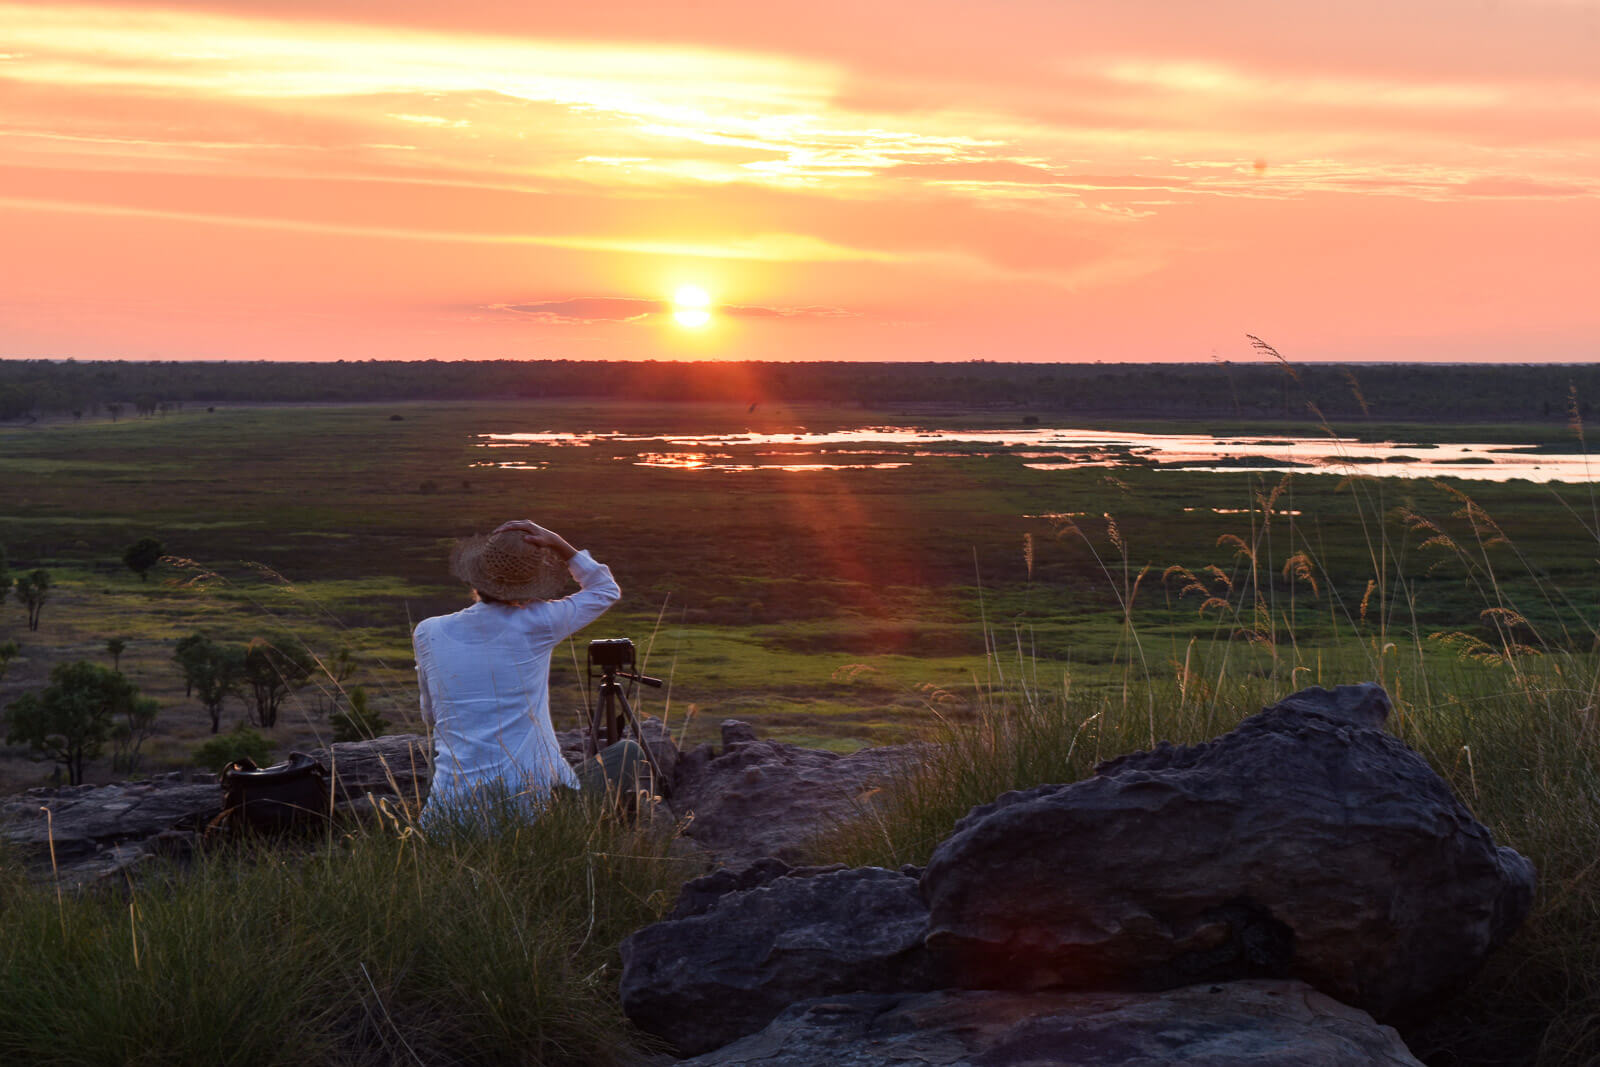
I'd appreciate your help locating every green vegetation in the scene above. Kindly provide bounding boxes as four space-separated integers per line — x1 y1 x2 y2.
4 357 1600 424
0 802 694 1066
241 636 315 729
174 634 247 735
330 686 388 743
122 537 165 582
3 661 158 785
191 723 277 772
15 569 49 632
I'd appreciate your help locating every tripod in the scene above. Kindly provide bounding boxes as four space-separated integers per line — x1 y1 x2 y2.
586 639 665 789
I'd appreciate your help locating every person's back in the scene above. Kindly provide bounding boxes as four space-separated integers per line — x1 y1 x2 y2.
414 521 619 821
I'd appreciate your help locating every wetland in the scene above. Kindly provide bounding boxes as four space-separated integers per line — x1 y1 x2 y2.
4 396 1599 789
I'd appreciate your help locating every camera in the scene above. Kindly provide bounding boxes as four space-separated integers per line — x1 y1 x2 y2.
587 638 635 669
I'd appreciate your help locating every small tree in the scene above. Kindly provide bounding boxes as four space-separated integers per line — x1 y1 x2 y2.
0 641 18 683
330 685 389 743
242 636 315 729
15 569 49 632
106 637 128 672
174 633 204 697
122 538 165 582
110 686 160 774
174 633 244 734
4 661 154 785
311 645 357 716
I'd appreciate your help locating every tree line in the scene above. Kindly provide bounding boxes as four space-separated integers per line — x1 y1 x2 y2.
3 357 1600 423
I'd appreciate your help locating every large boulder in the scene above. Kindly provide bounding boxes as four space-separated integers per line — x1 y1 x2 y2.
621 864 943 1055
679 980 1425 1066
921 683 1535 1018
669 720 923 864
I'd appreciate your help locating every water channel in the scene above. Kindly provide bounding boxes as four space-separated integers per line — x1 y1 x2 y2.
477 427 1600 483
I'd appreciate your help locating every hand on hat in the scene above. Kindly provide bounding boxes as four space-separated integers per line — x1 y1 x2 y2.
493 520 578 560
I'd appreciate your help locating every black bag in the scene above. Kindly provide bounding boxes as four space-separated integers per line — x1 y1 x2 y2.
218 752 331 833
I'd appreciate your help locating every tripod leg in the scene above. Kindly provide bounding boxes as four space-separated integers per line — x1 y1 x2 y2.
608 682 626 747
587 684 608 758
612 689 664 787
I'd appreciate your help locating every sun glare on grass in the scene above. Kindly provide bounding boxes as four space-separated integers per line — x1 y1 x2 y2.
672 285 712 328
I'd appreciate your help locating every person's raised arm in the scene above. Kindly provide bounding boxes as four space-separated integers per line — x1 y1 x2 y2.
495 520 619 639
493 519 577 561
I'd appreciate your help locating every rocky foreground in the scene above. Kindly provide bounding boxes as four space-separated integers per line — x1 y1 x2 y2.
0 684 1536 1066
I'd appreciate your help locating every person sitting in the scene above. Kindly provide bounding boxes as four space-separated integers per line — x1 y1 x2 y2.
412 519 644 827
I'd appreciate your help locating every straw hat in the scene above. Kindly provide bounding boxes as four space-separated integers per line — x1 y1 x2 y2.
449 530 569 602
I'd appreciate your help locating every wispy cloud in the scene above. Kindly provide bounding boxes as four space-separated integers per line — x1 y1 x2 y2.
7 2 1595 217
492 297 854 325
0 195 903 261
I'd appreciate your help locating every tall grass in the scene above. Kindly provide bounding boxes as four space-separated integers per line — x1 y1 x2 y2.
0 798 697 1066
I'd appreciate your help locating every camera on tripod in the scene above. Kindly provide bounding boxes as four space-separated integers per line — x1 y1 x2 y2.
585 639 664 789
587 638 637 670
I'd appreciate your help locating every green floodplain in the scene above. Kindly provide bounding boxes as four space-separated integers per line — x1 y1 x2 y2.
2 397 1600 782
4 393 1600 1064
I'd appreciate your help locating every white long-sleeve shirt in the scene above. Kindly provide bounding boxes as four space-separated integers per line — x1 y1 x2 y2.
413 550 620 816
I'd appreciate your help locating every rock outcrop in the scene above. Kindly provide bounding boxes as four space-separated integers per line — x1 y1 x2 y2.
667 719 923 865
321 733 431 808
677 980 1426 1066
0 775 221 881
556 715 680 797
620 864 944 1055
920 683 1535 1018
0 734 432 883
664 856 850 920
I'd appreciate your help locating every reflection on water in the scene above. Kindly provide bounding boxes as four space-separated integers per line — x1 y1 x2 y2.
477 427 1600 483
470 460 548 470
630 451 910 472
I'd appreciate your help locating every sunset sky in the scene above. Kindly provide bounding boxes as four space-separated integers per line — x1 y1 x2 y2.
2 1 1597 363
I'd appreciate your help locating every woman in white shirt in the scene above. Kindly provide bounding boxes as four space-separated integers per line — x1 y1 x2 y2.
413 519 636 826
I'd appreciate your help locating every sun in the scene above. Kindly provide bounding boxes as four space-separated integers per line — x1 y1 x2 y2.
672 285 712 329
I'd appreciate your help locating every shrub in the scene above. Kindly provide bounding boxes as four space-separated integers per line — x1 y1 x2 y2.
192 723 276 772
330 685 388 743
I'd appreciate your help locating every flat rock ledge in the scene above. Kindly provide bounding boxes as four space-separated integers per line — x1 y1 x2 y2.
664 720 925 866
0 718 917 884
621 864 942 1056
0 734 431 883
678 981 1425 1067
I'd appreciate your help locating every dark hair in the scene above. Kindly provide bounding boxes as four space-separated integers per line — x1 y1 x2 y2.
473 589 510 605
